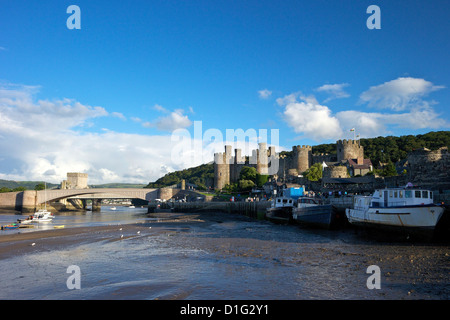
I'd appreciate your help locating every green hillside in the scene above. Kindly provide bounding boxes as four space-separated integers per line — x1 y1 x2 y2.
146 131 450 188
146 163 214 190
0 180 59 192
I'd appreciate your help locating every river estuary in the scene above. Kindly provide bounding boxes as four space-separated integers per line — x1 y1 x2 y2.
0 206 448 300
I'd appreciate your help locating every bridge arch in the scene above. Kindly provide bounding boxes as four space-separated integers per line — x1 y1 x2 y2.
37 188 160 204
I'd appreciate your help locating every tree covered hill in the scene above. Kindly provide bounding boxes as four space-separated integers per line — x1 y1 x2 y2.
146 163 215 190
312 131 450 165
146 131 450 189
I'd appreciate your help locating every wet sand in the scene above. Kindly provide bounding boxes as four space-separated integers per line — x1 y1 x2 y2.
0 211 449 300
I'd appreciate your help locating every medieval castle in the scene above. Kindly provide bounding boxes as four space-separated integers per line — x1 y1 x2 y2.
214 139 370 190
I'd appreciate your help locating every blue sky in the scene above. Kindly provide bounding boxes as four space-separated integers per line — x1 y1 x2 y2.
0 0 449 184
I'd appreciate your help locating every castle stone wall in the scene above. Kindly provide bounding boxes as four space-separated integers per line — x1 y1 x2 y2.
336 139 364 162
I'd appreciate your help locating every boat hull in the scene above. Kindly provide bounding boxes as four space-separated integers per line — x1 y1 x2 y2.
1 225 19 230
346 205 445 239
265 207 293 224
292 205 342 229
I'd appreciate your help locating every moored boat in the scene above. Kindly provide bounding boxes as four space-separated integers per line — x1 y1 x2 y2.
292 197 342 229
1 223 20 230
265 196 295 224
30 209 54 222
346 186 445 238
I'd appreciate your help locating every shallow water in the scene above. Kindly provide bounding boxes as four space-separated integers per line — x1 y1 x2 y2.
0 206 150 234
0 207 449 300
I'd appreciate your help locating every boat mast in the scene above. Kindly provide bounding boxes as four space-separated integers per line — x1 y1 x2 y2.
44 182 47 211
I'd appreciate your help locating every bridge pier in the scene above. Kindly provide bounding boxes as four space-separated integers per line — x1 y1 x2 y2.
92 199 102 212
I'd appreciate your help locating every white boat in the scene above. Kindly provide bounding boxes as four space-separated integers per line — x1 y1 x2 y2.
19 182 54 224
30 209 54 222
346 186 445 237
128 205 135 209
110 207 117 211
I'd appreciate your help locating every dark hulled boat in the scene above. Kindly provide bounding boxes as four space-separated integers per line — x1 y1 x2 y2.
265 196 295 224
292 197 342 229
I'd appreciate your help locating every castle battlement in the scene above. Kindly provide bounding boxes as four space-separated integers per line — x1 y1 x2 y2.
213 139 366 190
337 139 361 146
293 145 312 151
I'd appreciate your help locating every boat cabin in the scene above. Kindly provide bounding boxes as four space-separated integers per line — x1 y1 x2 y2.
273 197 295 207
296 197 321 208
371 188 434 208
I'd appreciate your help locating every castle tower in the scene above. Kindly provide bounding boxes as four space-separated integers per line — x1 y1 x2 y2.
336 139 364 162
64 172 89 189
292 145 312 174
231 148 246 182
214 145 232 190
256 142 269 175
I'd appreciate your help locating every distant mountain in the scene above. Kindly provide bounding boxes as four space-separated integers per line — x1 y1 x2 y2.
0 180 146 192
0 180 59 191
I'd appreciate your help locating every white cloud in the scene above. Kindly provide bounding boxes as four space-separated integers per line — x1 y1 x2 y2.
316 83 350 102
0 83 197 184
145 108 193 132
336 102 448 138
0 83 107 132
278 77 448 141
153 104 168 113
111 112 126 120
277 94 343 141
359 77 445 111
276 92 300 106
258 89 272 99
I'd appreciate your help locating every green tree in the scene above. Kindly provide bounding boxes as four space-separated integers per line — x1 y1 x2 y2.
256 174 269 187
239 179 255 191
382 161 397 177
0 187 12 193
239 166 257 183
305 163 322 181
34 183 46 191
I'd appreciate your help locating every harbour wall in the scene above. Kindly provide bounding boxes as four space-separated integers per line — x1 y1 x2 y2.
149 201 272 220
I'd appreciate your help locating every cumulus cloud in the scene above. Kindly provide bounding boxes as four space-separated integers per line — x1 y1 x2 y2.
0 83 107 133
111 112 126 120
336 104 448 138
359 77 445 111
258 89 272 99
278 77 448 141
316 83 350 102
144 107 193 132
0 83 198 184
277 93 343 141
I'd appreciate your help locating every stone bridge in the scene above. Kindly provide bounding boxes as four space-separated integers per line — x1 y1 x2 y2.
37 188 159 204
0 187 181 213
